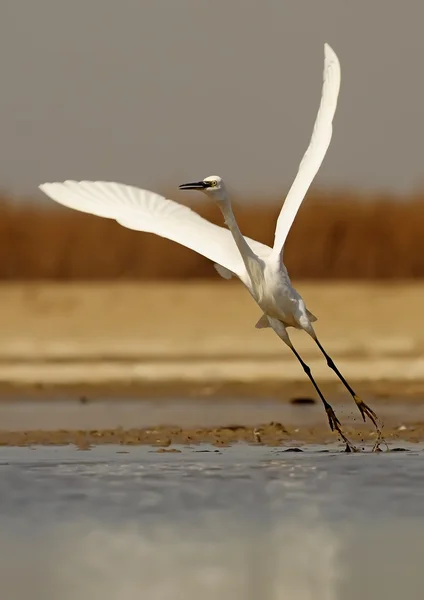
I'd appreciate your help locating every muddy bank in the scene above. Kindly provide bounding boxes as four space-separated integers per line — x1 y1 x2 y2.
0 391 420 447
0 421 419 449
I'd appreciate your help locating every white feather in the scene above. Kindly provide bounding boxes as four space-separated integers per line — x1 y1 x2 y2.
39 180 272 281
213 264 234 279
271 43 341 257
38 44 382 449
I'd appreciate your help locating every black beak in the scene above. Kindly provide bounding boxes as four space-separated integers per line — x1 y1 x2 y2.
179 181 209 191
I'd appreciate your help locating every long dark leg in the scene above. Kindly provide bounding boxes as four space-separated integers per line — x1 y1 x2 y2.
289 343 357 453
313 336 386 450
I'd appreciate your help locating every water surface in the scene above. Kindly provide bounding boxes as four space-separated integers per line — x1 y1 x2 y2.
1 443 423 599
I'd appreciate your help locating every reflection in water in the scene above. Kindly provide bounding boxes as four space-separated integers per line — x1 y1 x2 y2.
0 445 423 600
0 512 340 600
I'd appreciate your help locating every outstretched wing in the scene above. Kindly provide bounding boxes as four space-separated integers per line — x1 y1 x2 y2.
272 43 341 258
39 180 272 279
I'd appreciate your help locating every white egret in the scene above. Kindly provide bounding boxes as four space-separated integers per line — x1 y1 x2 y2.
39 43 382 451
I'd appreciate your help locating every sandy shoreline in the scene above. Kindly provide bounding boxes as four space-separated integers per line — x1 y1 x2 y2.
0 358 423 391
0 281 422 360
0 281 422 389
0 281 421 446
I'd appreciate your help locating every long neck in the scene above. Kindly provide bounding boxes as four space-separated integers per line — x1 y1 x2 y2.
216 192 262 283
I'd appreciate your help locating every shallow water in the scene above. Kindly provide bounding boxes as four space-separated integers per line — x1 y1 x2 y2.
0 395 420 430
1 443 424 600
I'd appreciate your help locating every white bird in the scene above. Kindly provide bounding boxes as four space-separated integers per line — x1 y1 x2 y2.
39 43 382 452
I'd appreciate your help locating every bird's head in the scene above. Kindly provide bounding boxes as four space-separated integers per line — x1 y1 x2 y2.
179 175 227 202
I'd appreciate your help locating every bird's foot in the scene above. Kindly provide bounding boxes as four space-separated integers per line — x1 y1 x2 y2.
354 395 378 426
343 443 360 453
253 428 263 444
325 405 358 453
325 404 341 432
340 434 359 453
354 395 389 451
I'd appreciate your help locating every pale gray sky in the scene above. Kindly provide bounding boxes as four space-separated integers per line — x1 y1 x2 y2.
1 0 423 201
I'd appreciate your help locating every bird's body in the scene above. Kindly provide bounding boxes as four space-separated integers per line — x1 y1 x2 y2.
255 267 312 330
39 43 384 451
178 173 320 340
253 262 297 326
227 257 312 330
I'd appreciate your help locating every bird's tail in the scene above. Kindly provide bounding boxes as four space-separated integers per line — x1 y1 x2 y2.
306 309 318 322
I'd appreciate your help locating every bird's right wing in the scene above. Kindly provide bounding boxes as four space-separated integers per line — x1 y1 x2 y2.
272 43 341 258
39 180 272 279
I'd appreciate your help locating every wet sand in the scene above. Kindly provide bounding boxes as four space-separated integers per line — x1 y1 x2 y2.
0 421 421 450
0 281 422 447
0 394 420 449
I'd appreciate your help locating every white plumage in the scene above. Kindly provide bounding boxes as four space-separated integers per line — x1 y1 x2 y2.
39 43 384 452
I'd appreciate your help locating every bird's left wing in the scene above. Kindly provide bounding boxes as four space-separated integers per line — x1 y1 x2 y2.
39 180 272 278
271 43 341 258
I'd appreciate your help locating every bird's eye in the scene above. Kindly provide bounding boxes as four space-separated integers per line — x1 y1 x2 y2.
210 181 217 187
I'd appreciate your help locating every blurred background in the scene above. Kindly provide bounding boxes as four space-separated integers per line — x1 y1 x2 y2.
0 0 423 395
0 0 423 281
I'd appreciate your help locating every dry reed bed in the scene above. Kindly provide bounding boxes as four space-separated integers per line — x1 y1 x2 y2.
1 190 423 279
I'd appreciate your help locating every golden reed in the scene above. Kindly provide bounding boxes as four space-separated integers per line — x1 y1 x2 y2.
1 189 423 279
